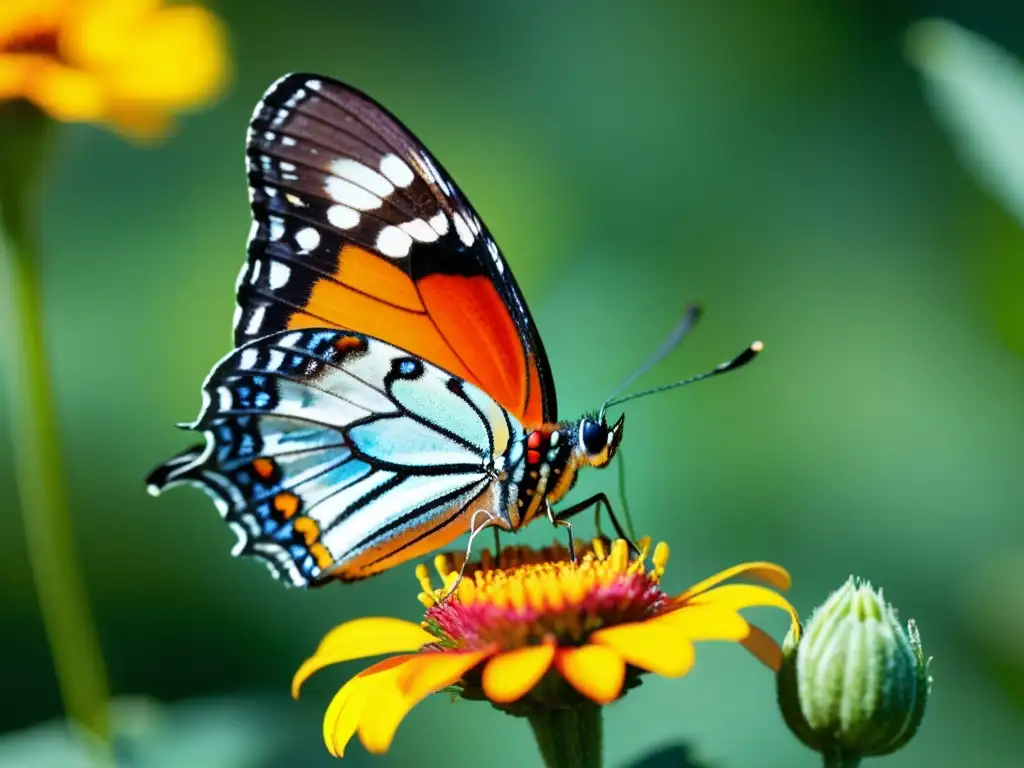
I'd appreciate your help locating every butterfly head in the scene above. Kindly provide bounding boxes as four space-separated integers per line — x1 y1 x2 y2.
577 413 625 469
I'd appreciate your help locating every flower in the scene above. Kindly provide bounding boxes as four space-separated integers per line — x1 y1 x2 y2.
293 537 799 758
0 0 228 138
776 577 932 764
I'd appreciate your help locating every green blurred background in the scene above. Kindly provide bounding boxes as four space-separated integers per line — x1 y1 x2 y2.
3 0 1024 765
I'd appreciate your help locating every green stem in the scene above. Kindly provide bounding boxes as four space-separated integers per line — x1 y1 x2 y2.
526 704 603 768
0 104 110 747
821 750 862 768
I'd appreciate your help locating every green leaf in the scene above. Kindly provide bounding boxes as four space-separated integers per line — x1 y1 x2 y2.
905 19 1024 353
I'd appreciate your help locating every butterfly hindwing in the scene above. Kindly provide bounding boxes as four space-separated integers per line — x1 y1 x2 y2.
147 329 526 586
237 73 556 425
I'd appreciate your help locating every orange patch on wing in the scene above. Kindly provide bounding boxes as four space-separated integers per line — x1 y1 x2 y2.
334 334 365 354
417 275 527 418
287 280 473 381
335 245 423 312
252 457 275 479
294 516 321 546
523 355 546 426
273 492 300 519
310 542 333 568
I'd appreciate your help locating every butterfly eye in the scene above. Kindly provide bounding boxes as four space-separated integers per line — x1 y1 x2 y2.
580 419 608 455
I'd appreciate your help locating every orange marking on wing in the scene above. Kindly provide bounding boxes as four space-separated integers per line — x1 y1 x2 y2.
252 458 275 479
286 280 473 382
523 356 546 426
334 334 365 354
293 516 321 546
417 275 527 417
272 492 300 520
310 542 333 568
335 245 424 311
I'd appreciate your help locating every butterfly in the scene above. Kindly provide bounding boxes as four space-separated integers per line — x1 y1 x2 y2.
147 73 761 587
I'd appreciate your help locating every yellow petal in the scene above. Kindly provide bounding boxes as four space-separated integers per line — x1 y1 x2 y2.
675 562 791 603
322 656 412 758
482 644 556 703
102 6 229 106
591 622 695 678
554 645 625 704
650 605 750 641
688 584 800 634
0 55 34 99
23 60 106 121
739 624 784 671
359 650 490 753
291 617 435 698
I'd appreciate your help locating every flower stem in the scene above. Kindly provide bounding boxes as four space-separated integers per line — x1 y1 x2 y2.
0 103 110 746
821 750 862 768
526 704 603 768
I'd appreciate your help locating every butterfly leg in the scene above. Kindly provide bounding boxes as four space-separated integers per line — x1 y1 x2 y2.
545 502 576 563
554 493 641 557
442 509 495 602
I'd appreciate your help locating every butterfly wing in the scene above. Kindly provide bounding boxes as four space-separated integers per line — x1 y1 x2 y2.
147 329 526 586
236 73 556 425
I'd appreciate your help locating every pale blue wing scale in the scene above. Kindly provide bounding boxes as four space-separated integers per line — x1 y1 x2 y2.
347 415 481 468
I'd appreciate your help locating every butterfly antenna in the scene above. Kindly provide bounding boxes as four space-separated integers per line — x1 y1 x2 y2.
599 304 703 418
603 340 763 409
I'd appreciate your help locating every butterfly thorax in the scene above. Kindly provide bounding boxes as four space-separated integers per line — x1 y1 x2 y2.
506 412 625 530
511 423 586 529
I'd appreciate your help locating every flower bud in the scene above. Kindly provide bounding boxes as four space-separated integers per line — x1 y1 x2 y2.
776 577 931 761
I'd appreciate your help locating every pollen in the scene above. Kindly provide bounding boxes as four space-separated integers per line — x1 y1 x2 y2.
418 538 670 650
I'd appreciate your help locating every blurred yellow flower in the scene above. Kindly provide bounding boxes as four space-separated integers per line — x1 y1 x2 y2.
293 537 800 758
0 0 228 137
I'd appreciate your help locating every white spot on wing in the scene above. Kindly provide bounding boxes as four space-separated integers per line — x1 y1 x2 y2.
280 331 302 347
282 136 296 147
279 161 296 172
324 177 383 211
249 259 262 283
428 211 449 236
284 88 307 109
376 225 413 258
307 79 322 91
453 212 474 246
487 239 504 273
217 386 232 410
327 204 360 230
329 159 394 198
380 154 415 188
267 348 285 371
269 261 291 289
399 218 439 243
244 306 266 336
268 216 285 241
295 227 320 253
239 347 259 370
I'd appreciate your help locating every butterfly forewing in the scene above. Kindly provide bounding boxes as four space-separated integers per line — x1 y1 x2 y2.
238 73 556 424
148 329 526 586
